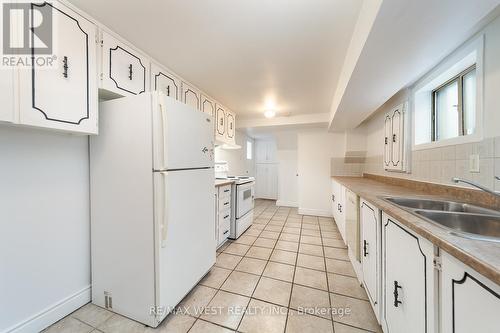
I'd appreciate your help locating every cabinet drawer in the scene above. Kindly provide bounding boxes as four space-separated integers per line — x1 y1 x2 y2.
218 197 231 211
218 211 231 245
218 185 232 198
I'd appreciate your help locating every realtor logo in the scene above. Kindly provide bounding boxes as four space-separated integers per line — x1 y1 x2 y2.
1 1 56 68
2 1 53 55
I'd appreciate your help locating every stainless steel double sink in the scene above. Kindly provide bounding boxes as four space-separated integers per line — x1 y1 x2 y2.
383 197 500 242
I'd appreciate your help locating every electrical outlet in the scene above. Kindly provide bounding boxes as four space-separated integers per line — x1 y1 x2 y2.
469 154 480 173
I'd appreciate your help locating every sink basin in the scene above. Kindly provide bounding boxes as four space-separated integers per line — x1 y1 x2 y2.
385 197 500 215
415 210 500 242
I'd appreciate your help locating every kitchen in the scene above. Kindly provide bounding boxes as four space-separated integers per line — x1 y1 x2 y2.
1 1 500 333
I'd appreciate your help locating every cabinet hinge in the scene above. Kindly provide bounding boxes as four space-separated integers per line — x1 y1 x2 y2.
433 256 442 271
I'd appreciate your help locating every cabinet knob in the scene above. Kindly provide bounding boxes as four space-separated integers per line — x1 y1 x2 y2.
392 134 397 143
385 137 388 145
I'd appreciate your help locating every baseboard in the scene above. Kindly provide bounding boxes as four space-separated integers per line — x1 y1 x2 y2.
298 208 333 217
276 200 298 207
4 285 91 333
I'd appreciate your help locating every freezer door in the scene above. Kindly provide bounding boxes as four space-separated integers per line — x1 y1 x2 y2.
154 168 216 323
153 94 214 171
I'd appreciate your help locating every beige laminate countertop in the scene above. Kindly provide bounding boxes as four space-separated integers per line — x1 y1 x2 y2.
332 176 500 285
215 179 235 187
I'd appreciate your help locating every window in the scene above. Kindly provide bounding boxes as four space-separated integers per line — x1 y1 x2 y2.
246 140 253 160
431 65 476 141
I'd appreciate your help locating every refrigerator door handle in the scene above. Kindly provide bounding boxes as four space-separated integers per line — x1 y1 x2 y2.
159 102 168 170
160 171 169 248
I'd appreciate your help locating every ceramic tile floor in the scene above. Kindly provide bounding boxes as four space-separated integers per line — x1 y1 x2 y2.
44 199 381 333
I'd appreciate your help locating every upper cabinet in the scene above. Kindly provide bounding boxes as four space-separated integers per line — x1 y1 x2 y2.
150 63 180 100
384 102 408 172
14 1 98 134
226 110 235 143
181 81 201 111
201 95 216 118
100 31 149 97
0 68 15 124
255 140 277 163
215 104 226 140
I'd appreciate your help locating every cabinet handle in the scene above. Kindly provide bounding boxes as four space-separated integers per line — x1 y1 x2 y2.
392 134 396 143
128 64 133 80
223 230 229 235
393 281 402 307
224 215 229 219
62 56 68 78
331 194 335 202
224 189 230 193
166 85 170 97
224 202 229 206
385 137 388 145
339 204 342 213
363 240 368 257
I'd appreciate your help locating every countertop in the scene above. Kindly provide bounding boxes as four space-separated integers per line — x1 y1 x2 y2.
332 176 500 285
215 179 235 187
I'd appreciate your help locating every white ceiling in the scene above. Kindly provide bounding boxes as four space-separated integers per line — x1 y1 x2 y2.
330 0 500 130
68 0 363 119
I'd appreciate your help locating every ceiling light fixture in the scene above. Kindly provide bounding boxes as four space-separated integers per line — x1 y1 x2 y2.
264 109 276 118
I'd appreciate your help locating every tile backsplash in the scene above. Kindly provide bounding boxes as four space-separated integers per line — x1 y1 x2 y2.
333 136 500 191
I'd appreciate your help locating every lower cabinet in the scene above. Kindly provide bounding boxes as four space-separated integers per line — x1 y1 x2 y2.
440 251 500 333
216 185 232 247
331 180 346 239
360 199 381 320
255 164 278 199
382 213 434 333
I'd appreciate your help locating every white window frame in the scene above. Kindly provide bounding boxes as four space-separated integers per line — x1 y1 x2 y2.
412 34 484 150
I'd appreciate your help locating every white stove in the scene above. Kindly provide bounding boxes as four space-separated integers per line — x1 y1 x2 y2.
215 162 255 239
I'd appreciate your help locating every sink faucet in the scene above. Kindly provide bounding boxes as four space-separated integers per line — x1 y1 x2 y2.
452 177 500 198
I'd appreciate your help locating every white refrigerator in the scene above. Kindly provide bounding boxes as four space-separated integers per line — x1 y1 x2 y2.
90 92 215 327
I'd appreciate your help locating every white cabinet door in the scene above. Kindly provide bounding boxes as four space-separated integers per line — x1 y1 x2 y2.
440 251 500 333
383 215 432 333
151 63 180 100
226 110 235 143
0 68 15 123
383 114 392 168
215 104 226 141
360 200 380 317
255 164 267 198
384 103 406 172
181 82 201 111
201 95 216 118
101 31 148 97
267 164 278 199
18 1 98 134
255 140 277 163
390 106 404 170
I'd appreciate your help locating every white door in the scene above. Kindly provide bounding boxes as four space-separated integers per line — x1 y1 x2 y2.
182 82 200 111
384 114 392 168
440 252 500 333
151 63 180 100
201 95 216 117
361 201 379 308
153 95 214 170
391 107 403 169
155 168 215 323
215 104 226 140
18 1 98 134
0 68 15 123
255 164 267 198
101 32 148 96
383 217 428 333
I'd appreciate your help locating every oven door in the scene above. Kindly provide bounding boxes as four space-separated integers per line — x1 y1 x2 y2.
236 181 255 219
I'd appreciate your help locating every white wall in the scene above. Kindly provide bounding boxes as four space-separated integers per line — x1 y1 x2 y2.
297 130 346 216
0 126 91 333
214 130 255 176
